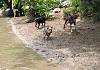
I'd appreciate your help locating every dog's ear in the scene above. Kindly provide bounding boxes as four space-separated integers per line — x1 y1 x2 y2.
47 27 49 29
51 26 53 28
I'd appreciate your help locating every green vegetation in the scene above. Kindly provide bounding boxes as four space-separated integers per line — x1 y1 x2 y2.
70 0 100 21
0 0 60 17
0 0 100 21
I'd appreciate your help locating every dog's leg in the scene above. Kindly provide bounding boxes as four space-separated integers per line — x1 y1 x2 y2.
74 22 76 31
38 23 40 29
64 20 68 29
70 24 72 32
43 35 46 39
43 31 46 40
35 22 37 27
43 22 45 27
42 23 43 27
46 36 49 40
64 24 66 29
74 24 76 31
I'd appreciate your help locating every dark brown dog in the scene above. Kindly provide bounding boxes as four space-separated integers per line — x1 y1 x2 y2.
64 14 78 32
35 16 46 29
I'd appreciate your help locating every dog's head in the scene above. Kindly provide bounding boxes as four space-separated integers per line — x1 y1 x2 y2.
46 26 53 29
48 26 53 30
45 26 53 33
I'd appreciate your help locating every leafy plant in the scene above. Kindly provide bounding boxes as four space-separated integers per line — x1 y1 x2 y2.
70 0 100 21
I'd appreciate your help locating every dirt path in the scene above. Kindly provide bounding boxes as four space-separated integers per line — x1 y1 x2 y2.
9 10 100 70
0 17 61 70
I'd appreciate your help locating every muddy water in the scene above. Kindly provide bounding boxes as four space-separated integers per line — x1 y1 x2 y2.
0 17 61 70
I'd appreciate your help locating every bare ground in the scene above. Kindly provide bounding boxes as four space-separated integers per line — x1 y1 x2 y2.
9 10 100 70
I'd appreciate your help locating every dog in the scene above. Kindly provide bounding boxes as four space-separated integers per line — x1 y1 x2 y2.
64 13 78 32
35 16 46 29
43 26 53 39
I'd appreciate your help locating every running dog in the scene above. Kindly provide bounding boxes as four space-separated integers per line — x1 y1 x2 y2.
35 16 46 29
64 14 78 32
43 26 53 39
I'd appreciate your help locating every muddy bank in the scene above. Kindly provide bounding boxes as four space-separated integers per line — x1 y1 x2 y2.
9 13 100 70
9 17 66 64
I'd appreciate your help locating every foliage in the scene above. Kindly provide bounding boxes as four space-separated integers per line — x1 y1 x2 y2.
0 0 3 8
29 0 60 17
0 0 60 17
63 6 78 20
63 7 73 19
70 0 100 20
13 0 25 16
0 0 11 9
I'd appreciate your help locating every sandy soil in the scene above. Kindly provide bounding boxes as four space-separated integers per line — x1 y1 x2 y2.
9 10 100 70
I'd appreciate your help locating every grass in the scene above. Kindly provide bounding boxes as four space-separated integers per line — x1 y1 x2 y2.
0 18 60 70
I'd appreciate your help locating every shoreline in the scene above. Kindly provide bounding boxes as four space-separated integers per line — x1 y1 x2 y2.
0 17 61 70
9 16 100 70
9 17 65 64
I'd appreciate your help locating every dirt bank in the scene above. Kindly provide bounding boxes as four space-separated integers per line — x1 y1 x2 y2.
9 11 100 70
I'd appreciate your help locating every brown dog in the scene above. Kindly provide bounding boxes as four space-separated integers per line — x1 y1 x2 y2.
64 14 78 32
43 26 53 39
